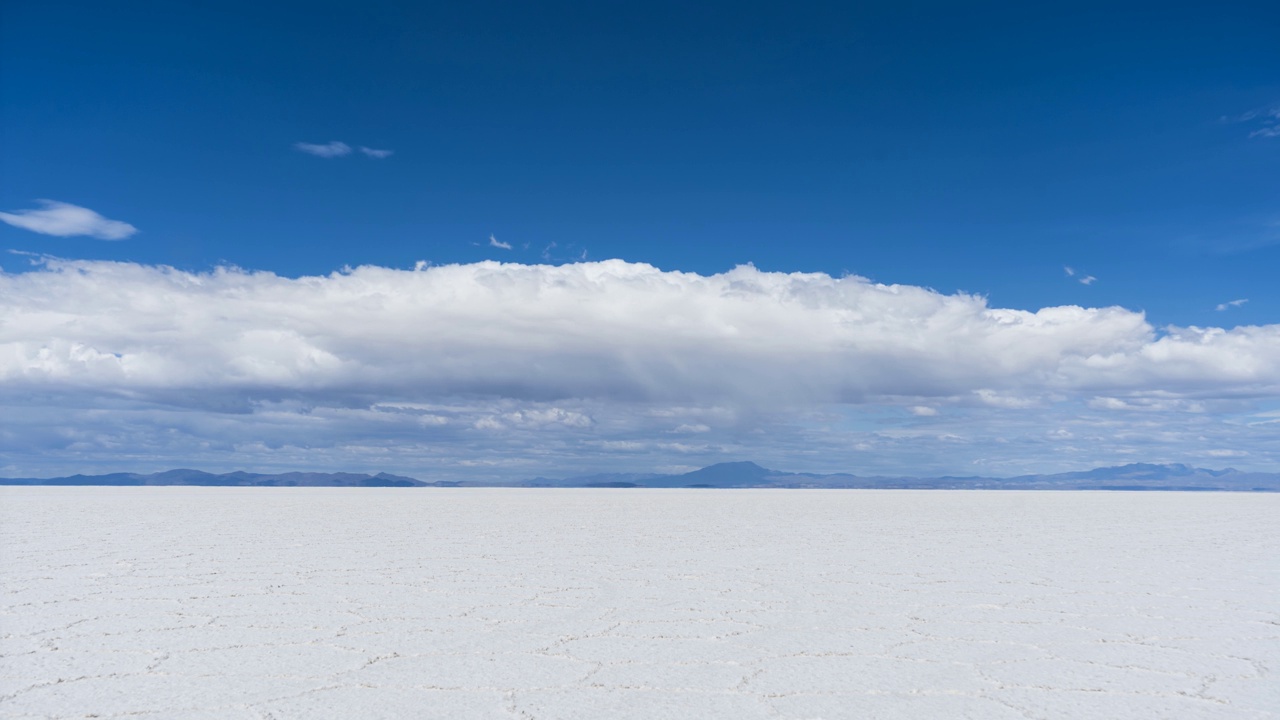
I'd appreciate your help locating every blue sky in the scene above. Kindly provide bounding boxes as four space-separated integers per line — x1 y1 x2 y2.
1 1 1278 478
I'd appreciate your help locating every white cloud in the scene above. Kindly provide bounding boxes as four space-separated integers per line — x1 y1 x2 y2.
294 141 352 158
2 258 1278 476
4 258 1278 405
1064 266 1095 285
294 142 394 158
489 234 512 250
1247 107 1280 138
0 200 137 240
474 408 594 431
1216 298 1248 311
908 406 938 417
1227 105 1280 139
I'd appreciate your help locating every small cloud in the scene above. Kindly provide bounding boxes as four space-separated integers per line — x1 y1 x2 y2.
294 141 352 158
1089 397 1131 410
1064 266 1095 284
1216 298 1248 311
359 146 394 159
0 200 137 240
1226 104 1280 139
908 406 938 417
974 389 1039 409
489 234 512 250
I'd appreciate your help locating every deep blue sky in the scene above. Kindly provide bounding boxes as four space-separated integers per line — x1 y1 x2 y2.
2 0 1277 324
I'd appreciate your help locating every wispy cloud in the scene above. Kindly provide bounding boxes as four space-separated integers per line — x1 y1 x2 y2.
1245 106 1280 138
489 234 512 250
295 141 395 158
1224 105 1280 139
294 141 353 158
0 200 137 240
1216 298 1248 311
1064 266 1096 285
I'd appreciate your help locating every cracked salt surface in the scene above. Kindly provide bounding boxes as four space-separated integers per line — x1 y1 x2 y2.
1 488 1276 719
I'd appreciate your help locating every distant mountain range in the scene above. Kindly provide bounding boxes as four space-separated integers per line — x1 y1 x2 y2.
2 462 1277 491
0 469 427 487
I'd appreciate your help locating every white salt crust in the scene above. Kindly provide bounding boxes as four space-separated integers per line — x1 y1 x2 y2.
1 488 1276 719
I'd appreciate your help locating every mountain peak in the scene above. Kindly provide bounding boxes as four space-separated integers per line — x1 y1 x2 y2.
700 461 769 472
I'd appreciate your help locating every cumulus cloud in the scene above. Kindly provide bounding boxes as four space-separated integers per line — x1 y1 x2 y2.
2 258 1277 477
3 258 1277 405
294 141 352 158
1216 298 1248 311
489 234 512 250
0 200 137 240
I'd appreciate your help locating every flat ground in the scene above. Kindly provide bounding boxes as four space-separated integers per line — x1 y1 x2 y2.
1 488 1276 719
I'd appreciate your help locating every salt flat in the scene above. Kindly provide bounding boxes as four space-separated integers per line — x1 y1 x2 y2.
1 489 1276 719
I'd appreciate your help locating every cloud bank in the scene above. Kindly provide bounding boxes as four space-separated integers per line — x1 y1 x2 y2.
2 258 1276 477
4 257 1278 404
0 200 137 240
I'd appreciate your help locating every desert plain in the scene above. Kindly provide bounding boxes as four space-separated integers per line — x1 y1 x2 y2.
1 488 1276 719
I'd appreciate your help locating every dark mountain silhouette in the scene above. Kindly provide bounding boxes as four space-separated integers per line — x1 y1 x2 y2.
2 462 1276 490
644 461 774 488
